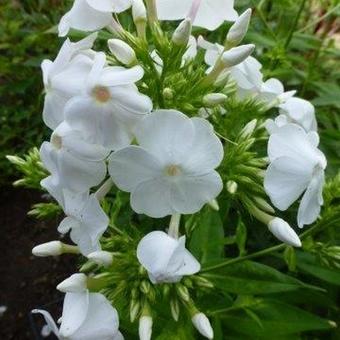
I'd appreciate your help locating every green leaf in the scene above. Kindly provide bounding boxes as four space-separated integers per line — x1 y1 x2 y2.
221 300 334 337
236 219 247 256
189 207 224 263
296 251 340 286
203 260 323 295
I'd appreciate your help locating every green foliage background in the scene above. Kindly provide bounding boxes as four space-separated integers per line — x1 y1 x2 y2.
1 0 340 339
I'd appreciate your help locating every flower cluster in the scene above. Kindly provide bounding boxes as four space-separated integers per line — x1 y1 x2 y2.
30 1 327 339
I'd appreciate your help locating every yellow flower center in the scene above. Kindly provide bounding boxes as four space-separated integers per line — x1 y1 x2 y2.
165 164 182 177
93 86 111 103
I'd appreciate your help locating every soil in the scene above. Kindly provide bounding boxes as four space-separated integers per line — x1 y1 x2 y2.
0 187 76 339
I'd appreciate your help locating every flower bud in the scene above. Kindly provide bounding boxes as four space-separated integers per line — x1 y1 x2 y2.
172 19 192 46
176 284 190 302
240 119 257 138
139 316 153 340
268 218 302 248
130 300 140 322
227 180 238 194
87 251 113 267
221 44 255 67
57 273 87 293
226 9 252 46
108 39 136 65
192 313 214 339
32 241 63 257
203 93 228 106
163 87 174 100
170 298 180 321
208 199 219 211
132 0 147 23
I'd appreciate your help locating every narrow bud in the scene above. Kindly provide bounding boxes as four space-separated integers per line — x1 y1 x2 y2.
208 199 219 211
268 218 302 248
6 155 25 166
172 19 192 46
87 251 113 267
108 39 136 65
170 298 180 321
203 93 228 106
226 9 252 46
176 284 190 302
32 241 63 257
140 280 151 295
221 44 255 67
57 273 87 293
253 197 275 214
192 313 214 339
130 300 140 322
240 119 257 138
139 316 153 340
227 180 238 194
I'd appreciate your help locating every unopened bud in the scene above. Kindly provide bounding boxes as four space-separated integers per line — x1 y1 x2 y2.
221 44 255 67
226 9 252 46
108 39 136 65
176 284 190 302
130 300 140 322
240 119 257 138
208 199 219 211
6 155 25 166
139 316 153 340
87 251 113 267
192 313 214 339
140 280 151 294
163 87 174 100
172 19 192 46
227 180 238 194
268 218 302 248
203 93 228 106
32 241 66 257
193 276 214 289
170 298 180 321
254 197 275 214
57 273 87 293
132 0 147 23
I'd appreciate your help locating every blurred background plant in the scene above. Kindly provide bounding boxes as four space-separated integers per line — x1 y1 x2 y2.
1 0 339 339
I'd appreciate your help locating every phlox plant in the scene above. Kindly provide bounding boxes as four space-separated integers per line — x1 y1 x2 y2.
7 0 340 339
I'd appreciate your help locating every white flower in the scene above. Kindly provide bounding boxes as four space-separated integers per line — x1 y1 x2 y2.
268 218 301 247
40 122 108 193
41 34 97 129
172 19 192 46
59 0 132 36
264 124 327 228
267 97 317 134
156 0 238 31
258 78 296 105
64 52 152 151
32 291 123 340
192 313 214 339
137 231 201 283
108 110 223 218
41 180 109 255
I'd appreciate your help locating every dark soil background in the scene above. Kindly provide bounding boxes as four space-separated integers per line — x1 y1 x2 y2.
0 187 75 339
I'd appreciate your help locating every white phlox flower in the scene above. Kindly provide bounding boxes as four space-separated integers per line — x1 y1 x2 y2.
40 122 108 193
41 34 97 129
64 52 152 151
32 291 123 340
40 179 109 255
266 97 317 134
264 124 327 228
59 0 132 37
156 0 238 31
137 231 201 283
108 109 224 218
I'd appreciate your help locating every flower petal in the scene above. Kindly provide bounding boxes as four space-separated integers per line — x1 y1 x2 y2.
135 109 195 165
108 146 162 192
264 156 312 211
297 169 325 228
170 171 223 214
60 292 89 337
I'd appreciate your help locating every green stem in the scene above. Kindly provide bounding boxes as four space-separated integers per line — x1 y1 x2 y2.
284 0 306 49
201 222 322 273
